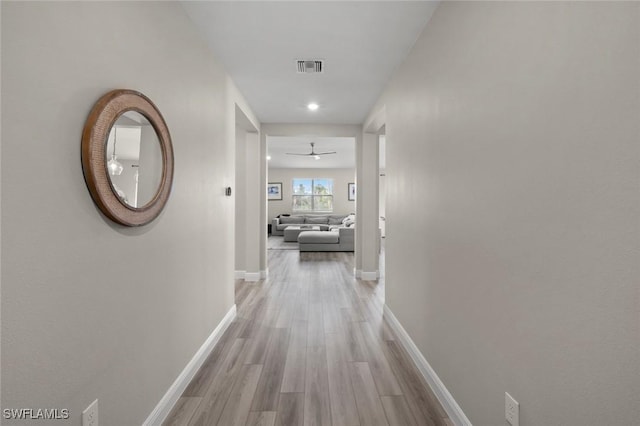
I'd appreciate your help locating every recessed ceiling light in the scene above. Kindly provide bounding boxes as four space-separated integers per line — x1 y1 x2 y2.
307 103 319 111
267 155 271 160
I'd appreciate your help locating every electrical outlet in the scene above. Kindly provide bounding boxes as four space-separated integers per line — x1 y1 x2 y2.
82 399 98 426
505 392 519 426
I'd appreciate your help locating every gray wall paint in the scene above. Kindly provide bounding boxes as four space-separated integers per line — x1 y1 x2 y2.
369 2 640 425
267 168 356 220
1 2 255 424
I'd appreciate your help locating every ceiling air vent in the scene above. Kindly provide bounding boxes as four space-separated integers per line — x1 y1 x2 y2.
296 60 323 74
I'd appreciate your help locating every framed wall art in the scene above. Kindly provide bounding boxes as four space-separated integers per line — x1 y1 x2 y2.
348 183 356 201
268 182 283 200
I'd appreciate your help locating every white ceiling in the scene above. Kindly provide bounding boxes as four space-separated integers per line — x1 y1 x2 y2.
268 136 355 169
181 1 438 124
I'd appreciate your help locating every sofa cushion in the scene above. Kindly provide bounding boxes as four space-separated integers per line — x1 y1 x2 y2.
328 215 345 225
298 231 339 244
280 215 305 224
306 216 329 224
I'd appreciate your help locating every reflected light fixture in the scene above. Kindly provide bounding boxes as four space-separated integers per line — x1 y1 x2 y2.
107 126 124 176
267 155 272 160
307 102 319 111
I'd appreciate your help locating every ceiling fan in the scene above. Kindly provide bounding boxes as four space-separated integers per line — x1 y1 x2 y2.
286 142 336 159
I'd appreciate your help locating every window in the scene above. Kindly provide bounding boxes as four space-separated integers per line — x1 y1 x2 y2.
292 178 333 212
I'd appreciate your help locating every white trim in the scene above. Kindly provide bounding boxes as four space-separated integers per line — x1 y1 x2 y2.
143 305 237 426
383 305 472 426
360 270 379 281
244 272 261 282
355 269 362 278
236 271 266 282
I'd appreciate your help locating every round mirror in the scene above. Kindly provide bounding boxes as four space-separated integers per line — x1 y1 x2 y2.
82 90 174 226
105 112 163 208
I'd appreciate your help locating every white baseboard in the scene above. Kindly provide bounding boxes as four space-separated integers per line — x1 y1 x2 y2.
143 304 237 426
355 269 361 278
244 272 261 282
236 271 267 281
360 270 379 281
383 305 472 426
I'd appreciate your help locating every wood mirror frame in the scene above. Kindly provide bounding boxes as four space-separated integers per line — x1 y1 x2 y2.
82 89 174 226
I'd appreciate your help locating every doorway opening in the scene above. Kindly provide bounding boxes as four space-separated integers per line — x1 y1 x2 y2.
266 134 356 252
234 105 261 281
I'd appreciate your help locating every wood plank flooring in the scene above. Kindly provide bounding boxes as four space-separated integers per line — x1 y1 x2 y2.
164 249 450 426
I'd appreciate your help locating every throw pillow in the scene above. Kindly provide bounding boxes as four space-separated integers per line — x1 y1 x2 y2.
328 216 344 225
342 214 355 225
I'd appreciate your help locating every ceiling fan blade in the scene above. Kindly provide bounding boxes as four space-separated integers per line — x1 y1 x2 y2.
285 143 335 156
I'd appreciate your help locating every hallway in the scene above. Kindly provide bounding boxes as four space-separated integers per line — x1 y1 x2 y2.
164 250 450 426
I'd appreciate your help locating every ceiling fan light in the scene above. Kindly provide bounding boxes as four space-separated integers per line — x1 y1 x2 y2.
314 155 320 160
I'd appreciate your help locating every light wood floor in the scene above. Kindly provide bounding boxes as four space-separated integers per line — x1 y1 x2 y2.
164 249 451 426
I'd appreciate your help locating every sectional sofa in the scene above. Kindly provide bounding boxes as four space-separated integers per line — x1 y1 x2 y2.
271 213 355 252
271 214 350 236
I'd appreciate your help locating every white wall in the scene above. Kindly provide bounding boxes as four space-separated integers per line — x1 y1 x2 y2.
235 126 247 272
267 168 355 220
358 133 380 277
367 2 640 425
2 2 257 425
379 173 385 238
243 131 262 278
379 136 386 237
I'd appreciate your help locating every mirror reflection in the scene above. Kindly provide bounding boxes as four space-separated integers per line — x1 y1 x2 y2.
105 111 163 208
